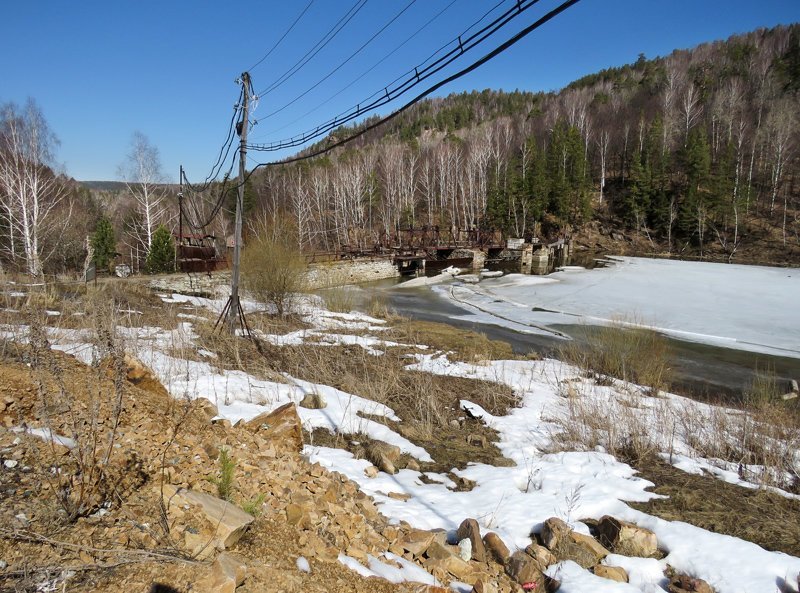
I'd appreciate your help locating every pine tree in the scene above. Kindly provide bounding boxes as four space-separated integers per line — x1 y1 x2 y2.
677 128 712 251
91 216 116 272
145 225 175 274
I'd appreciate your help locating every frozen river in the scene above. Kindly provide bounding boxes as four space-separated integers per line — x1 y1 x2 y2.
432 256 800 360
346 256 800 397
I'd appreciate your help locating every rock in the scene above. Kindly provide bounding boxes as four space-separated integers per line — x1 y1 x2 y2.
456 518 487 562
121 354 170 398
483 532 510 565
540 517 570 550
197 552 247 593
594 565 628 583
471 579 498 593
163 485 254 549
505 550 544 587
366 441 401 474
596 516 658 557
564 532 609 569
539 518 608 569
524 543 557 569
425 553 474 582
406 458 420 472
244 403 303 452
285 503 309 528
668 574 714 593
458 538 472 562
196 398 219 420
299 392 326 409
426 541 456 561
791 379 799 393
399 529 437 557
387 491 411 501
364 465 379 478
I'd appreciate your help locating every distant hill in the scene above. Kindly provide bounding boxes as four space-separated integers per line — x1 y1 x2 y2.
80 180 128 191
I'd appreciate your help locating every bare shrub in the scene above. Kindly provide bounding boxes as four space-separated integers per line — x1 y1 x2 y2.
320 286 356 313
241 224 308 317
559 319 672 392
548 383 660 463
25 299 144 522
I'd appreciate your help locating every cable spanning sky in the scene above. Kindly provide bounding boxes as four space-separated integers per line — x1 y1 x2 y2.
1 0 798 181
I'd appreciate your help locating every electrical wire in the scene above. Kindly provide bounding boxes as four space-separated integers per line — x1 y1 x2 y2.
256 0 369 98
261 0 419 121
245 0 581 176
254 0 460 140
247 0 315 73
182 88 243 193
248 0 536 152
188 0 580 230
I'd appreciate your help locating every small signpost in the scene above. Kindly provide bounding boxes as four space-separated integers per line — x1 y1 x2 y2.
85 261 96 286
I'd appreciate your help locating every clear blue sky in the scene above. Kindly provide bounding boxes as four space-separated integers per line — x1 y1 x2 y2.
2 0 798 182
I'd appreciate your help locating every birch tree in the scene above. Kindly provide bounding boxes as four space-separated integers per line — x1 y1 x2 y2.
0 99 70 276
119 132 170 260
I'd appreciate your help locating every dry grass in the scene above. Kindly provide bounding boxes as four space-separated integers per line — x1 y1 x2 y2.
632 458 800 556
388 319 516 363
559 319 672 393
269 342 516 438
548 369 800 492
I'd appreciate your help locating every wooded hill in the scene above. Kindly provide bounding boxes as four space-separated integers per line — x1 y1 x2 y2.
239 24 799 263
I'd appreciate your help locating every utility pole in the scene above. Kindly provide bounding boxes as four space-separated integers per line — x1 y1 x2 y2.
178 165 183 271
227 72 251 334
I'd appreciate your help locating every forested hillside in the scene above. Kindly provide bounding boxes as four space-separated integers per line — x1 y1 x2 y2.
2 25 798 277
238 24 799 263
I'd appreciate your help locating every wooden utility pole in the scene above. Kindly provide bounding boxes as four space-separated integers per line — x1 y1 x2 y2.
227 72 251 333
178 164 184 272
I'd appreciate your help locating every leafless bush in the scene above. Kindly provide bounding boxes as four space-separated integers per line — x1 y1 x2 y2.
548 383 660 463
559 318 672 393
241 222 308 317
24 297 144 522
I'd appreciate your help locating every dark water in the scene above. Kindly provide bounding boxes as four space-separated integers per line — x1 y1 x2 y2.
348 279 800 401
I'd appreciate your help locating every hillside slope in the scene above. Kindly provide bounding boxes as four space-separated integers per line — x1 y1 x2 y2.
242 24 799 264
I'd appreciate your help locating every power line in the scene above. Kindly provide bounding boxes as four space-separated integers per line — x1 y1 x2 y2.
247 0 316 73
253 0 460 140
187 0 580 233
182 89 243 193
248 0 539 152
260 0 419 121
256 0 370 98
246 0 581 174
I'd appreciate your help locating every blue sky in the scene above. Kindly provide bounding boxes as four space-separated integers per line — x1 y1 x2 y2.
2 0 798 181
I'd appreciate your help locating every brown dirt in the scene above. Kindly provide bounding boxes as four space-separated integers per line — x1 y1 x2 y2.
631 458 800 557
0 345 429 593
574 209 800 268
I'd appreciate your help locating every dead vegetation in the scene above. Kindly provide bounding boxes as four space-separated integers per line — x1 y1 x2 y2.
558 318 672 393
387 319 517 363
631 458 800 557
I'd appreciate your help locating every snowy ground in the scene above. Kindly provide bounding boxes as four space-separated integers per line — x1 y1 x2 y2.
14 290 800 593
427 256 800 359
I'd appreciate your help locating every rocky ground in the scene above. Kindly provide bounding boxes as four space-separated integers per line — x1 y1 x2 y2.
0 345 715 593
0 281 797 593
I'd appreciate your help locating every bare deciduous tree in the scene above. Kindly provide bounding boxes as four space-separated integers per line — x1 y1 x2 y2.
0 99 70 276
119 132 171 264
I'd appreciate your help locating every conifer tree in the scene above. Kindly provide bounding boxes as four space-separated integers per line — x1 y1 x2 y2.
145 225 175 274
91 216 116 272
